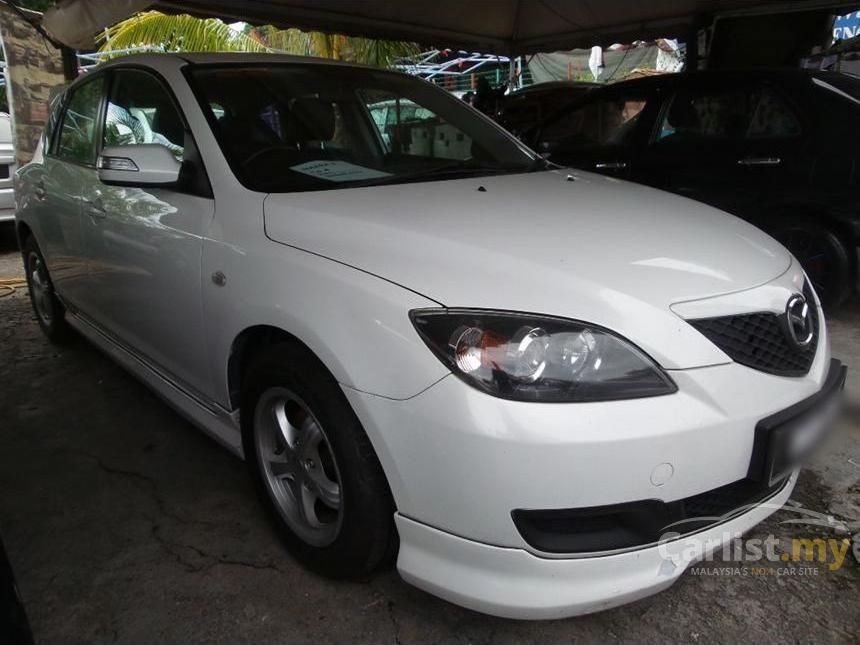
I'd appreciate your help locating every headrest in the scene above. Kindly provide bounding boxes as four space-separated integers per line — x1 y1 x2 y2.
288 97 336 142
667 96 698 130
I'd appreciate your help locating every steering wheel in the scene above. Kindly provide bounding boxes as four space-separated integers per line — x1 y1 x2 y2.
242 144 300 167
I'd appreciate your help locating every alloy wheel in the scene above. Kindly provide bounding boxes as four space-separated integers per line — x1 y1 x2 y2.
253 387 344 547
27 251 54 324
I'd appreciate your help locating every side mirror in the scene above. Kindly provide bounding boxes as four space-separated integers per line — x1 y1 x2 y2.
97 144 181 187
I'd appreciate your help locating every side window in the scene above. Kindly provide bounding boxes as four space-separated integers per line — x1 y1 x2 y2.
540 94 649 149
103 69 185 159
361 92 473 160
57 76 105 164
746 86 802 139
656 86 751 143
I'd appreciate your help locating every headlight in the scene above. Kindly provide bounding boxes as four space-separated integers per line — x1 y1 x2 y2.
410 309 677 402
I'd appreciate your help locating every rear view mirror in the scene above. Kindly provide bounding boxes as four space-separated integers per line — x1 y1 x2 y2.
538 140 558 158
98 144 181 187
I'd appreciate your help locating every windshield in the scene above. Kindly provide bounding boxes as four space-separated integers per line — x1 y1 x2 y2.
187 64 538 192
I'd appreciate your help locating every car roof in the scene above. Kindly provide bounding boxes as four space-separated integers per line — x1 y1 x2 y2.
92 51 376 72
510 80 601 96
64 52 401 96
592 68 850 92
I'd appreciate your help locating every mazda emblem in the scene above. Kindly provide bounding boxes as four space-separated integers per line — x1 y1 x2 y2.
784 294 814 348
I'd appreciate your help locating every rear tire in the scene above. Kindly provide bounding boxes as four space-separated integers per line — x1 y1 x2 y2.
22 235 70 343
241 342 395 579
771 222 853 309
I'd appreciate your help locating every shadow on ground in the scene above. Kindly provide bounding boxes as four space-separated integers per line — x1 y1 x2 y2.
0 222 19 251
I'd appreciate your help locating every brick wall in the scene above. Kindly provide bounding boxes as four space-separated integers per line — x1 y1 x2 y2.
0 5 65 165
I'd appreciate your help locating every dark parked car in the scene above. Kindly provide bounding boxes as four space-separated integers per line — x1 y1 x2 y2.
531 70 860 306
498 80 598 139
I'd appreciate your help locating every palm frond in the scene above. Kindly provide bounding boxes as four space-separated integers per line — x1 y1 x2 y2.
348 39 422 67
99 11 419 68
251 26 315 56
98 11 269 53
247 24 418 66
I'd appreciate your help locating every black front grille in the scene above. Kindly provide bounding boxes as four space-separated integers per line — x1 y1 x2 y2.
688 286 818 377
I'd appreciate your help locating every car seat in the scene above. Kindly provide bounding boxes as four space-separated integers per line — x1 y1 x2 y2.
286 97 337 155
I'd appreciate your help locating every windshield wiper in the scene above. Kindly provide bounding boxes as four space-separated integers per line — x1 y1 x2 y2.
349 160 538 188
526 156 555 172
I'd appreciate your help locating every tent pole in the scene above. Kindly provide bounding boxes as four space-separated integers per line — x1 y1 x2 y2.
61 47 77 80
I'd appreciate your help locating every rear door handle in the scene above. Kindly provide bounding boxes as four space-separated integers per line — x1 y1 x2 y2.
595 161 628 170
737 156 781 166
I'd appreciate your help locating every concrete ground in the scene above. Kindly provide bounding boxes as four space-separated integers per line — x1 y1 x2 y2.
0 223 858 644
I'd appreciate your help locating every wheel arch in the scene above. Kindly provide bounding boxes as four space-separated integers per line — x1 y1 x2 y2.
227 323 404 516
759 202 857 253
760 203 857 305
14 220 33 249
227 324 307 411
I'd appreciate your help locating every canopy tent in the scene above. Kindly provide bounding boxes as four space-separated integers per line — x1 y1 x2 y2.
40 0 860 56
528 42 684 85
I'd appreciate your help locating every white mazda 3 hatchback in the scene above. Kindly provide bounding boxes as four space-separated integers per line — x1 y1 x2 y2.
15 54 846 619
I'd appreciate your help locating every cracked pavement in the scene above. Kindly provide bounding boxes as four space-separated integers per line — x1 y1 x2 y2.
0 229 858 644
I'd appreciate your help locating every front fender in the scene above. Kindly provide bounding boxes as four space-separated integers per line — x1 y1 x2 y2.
203 236 450 408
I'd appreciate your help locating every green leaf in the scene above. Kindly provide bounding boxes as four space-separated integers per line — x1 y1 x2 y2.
98 11 269 53
98 11 420 67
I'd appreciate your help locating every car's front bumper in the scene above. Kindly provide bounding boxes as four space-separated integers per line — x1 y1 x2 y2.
395 471 796 620
343 305 836 618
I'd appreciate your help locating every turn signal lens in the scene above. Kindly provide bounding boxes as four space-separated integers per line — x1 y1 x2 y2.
411 309 676 403
453 326 484 373
97 155 139 172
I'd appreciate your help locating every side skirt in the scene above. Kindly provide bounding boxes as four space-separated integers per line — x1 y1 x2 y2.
65 308 244 458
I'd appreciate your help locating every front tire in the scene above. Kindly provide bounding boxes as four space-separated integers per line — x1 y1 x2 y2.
22 235 69 343
241 342 395 578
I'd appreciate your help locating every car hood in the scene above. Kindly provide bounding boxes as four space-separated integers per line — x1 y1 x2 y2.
264 170 793 369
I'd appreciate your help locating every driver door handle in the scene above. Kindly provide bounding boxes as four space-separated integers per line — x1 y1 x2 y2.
737 156 781 166
33 181 46 201
595 161 628 170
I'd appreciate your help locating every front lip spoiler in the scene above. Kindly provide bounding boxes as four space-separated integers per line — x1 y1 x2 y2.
395 475 798 620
